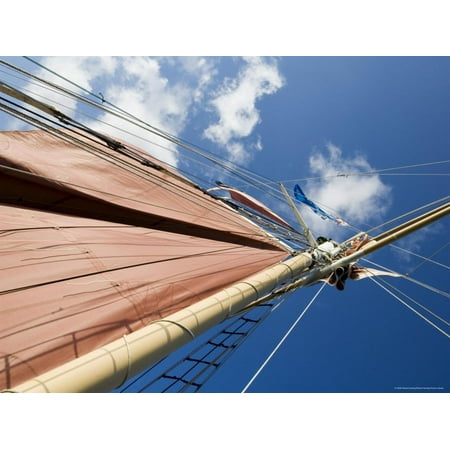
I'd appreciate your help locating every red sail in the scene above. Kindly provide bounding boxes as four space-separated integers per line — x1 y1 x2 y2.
0 130 288 390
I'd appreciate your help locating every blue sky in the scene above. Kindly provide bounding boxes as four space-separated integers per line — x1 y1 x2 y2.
1 56 448 393
1 53 448 446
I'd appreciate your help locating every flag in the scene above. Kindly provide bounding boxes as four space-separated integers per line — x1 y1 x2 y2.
293 184 348 226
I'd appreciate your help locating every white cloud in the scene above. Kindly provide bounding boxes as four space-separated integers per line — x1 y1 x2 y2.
171 56 218 104
10 56 219 167
95 56 193 166
300 143 391 237
5 56 117 129
203 56 284 164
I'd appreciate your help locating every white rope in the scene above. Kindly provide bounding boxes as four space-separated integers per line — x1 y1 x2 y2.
241 282 326 393
390 243 450 272
368 276 450 339
376 277 450 327
361 258 450 298
279 160 450 184
365 196 449 235
405 242 450 275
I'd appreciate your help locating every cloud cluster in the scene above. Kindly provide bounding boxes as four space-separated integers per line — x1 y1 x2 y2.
203 57 284 164
301 143 391 236
11 56 283 169
17 56 218 167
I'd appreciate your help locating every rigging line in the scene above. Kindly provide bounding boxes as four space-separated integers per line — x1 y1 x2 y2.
4 60 291 213
374 173 450 176
13 59 248 178
2 60 385 233
0 76 196 176
0 76 288 203
277 159 450 184
0 71 95 117
368 273 450 327
16 59 287 202
9 58 125 118
365 196 450 235
0 96 280 237
4 59 444 221
121 298 283 392
0 61 180 157
0 106 269 236
398 275 450 299
241 282 326 393
0 98 215 215
0 95 139 163
20 56 173 130
389 243 450 272
406 242 450 276
368 276 450 339
360 258 450 299
0 99 268 232
0 73 228 186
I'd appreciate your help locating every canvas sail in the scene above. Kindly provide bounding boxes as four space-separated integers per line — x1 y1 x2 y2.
0 130 288 390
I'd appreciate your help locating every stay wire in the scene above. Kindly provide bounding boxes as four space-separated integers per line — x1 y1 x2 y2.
8 58 447 245
405 242 449 276
5 58 449 218
390 243 450 272
0 83 304 244
0 88 441 252
0 101 274 238
361 258 450 299
241 282 326 392
17 58 288 202
367 272 450 327
6 57 345 237
2 59 294 230
365 196 450 236
368 276 450 339
278 159 450 184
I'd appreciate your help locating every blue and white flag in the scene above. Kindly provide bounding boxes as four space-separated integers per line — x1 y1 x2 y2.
293 184 348 226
